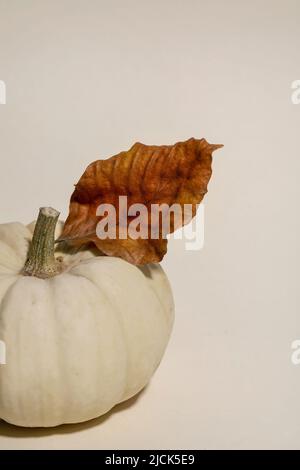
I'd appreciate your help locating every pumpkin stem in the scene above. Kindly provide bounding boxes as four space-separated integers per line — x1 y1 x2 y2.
23 207 62 279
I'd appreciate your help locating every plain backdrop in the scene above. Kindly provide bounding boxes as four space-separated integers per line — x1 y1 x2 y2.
0 0 300 449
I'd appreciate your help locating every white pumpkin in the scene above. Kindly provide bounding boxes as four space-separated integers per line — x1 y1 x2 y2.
0 208 174 427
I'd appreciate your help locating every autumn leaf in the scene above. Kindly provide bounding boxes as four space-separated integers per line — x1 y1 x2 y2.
59 138 223 264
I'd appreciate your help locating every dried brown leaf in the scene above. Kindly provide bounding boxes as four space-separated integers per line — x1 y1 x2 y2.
59 138 223 264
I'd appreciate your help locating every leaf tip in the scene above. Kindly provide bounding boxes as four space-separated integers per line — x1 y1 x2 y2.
208 143 224 152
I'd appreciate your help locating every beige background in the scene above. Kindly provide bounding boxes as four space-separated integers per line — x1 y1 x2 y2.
0 0 300 449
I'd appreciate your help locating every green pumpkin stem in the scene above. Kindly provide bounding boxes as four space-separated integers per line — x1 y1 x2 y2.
23 207 62 279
